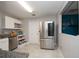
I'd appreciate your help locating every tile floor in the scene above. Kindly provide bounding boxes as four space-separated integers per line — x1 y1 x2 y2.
14 43 64 58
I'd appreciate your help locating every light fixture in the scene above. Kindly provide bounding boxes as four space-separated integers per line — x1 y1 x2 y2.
17 1 33 13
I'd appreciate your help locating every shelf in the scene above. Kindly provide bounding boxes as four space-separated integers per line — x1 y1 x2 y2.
3 28 22 30
18 40 26 45
18 38 25 41
18 39 26 45
17 35 24 36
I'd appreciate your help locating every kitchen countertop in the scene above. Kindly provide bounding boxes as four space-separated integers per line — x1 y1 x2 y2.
0 34 9 39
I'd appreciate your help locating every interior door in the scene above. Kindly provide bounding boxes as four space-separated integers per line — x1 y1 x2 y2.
29 20 40 44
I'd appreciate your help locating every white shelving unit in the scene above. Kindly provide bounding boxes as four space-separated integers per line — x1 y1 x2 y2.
17 35 26 45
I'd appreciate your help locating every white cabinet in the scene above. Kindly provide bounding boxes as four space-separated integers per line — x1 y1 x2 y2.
14 19 22 24
0 38 9 51
14 19 22 29
3 16 22 29
5 16 15 29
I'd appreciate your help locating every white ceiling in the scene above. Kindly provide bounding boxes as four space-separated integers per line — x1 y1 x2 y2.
0 1 67 19
63 1 78 15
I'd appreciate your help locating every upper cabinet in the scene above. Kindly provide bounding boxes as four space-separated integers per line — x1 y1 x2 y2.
14 19 22 29
62 1 78 36
14 18 22 24
5 16 15 29
2 16 22 29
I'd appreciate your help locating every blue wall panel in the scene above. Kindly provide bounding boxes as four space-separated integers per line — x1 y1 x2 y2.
62 14 78 35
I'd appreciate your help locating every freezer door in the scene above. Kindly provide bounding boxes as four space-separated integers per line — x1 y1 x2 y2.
40 38 56 49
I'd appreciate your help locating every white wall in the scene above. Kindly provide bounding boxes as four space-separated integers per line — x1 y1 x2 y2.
56 14 79 58
21 19 29 42
22 16 56 44
0 12 5 34
0 12 2 33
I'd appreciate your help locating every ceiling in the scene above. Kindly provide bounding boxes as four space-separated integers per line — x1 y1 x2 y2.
62 1 78 15
0 1 67 19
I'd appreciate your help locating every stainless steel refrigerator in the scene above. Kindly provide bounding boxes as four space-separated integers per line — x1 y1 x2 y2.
40 21 57 49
